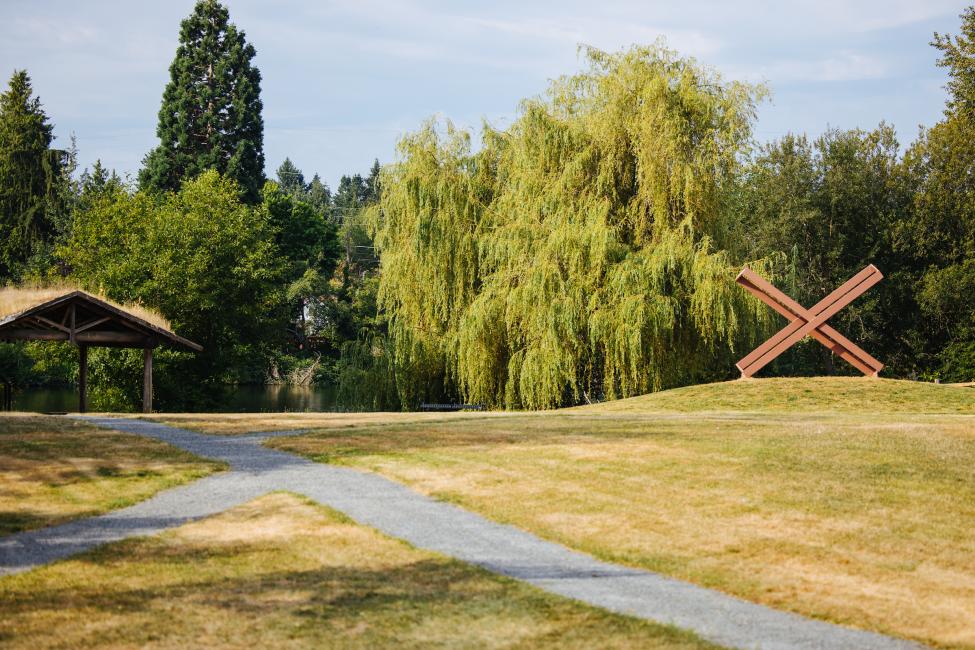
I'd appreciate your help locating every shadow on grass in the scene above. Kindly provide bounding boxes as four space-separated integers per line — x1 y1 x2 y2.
0 511 62 538
0 538 715 649
265 413 799 460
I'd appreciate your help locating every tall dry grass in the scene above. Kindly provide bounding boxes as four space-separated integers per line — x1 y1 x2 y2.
0 283 171 330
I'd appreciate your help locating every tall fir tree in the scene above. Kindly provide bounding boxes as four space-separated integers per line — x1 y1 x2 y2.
365 158 381 202
306 173 331 213
275 157 306 196
0 70 62 281
139 0 265 202
334 173 369 210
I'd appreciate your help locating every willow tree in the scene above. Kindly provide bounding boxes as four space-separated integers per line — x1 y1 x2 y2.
373 45 772 409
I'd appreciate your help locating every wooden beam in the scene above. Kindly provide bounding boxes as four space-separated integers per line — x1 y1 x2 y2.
32 315 71 333
143 347 153 413
79 345 88 413
75 316 111 333
0 329 152 346
0 329 68 341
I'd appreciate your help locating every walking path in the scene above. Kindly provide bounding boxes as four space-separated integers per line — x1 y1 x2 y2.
0 417 921 650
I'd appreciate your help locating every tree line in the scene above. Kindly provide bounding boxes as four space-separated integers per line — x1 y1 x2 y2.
0 0 380 409
361 10 975 409
1 1 974 410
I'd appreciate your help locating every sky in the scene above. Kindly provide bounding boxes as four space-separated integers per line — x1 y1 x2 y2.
0 0 969 188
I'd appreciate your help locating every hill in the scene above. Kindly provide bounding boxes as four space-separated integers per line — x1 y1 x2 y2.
578 376 975 414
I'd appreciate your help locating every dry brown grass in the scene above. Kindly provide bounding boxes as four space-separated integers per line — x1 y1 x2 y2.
0 414 223 536
197 378 975 649
0 283 171 330
0 493 715 649
136 410 505 435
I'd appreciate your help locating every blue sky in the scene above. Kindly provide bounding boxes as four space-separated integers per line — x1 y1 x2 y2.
0 0 969 188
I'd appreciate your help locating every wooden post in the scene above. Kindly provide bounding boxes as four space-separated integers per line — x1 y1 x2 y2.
143 347 153 413
78 344 88 413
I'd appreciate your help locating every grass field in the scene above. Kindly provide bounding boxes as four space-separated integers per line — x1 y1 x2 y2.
139 411 500 435
0 492 714 649
585 376 975 413
150 378 975 649
0 414 224 536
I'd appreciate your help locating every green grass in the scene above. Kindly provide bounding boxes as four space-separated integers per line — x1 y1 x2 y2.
584 376 975 413
0 492 717 649
0 414 224 536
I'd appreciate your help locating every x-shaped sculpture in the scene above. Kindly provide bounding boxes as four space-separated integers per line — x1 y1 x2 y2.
735 265 884 378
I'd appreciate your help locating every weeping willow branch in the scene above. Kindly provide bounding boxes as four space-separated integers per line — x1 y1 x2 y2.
372 44 774 409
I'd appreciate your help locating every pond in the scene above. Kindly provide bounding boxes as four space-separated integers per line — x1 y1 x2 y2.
10 384 340 413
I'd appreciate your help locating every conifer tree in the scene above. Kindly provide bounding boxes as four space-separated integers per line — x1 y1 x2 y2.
0 70 62 280
275 157 306 196
365 159 381 202
139 0 265 202
306 174 331 213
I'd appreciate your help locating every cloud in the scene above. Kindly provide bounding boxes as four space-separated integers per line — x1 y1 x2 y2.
467 16 722 59
0 0 961 185
724 51 890 84
11 16 99 47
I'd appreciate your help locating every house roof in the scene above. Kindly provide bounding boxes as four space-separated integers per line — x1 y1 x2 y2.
0 290 202 352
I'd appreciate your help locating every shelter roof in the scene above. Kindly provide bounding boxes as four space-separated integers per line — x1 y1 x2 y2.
0 289 201 351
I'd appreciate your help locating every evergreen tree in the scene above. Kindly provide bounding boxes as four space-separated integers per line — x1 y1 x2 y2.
334 173 369 210
139 0 265 202
306 173 331 213
77 160 124 213
0 70 63 281
365 158 381 202
275 157 305 196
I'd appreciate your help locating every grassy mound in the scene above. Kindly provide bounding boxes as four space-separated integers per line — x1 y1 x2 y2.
580 376 975 414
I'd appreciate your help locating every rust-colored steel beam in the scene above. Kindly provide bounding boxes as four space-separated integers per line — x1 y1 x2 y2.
735 265 884 378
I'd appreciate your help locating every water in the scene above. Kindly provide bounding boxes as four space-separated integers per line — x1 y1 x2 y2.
10 385 340 413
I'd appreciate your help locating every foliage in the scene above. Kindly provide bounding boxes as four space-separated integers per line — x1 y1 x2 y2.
736 125 909 375
0 344 33 396
334 331 400 411
139 0 265 202
373 45 772 409
13 8 975 409
314 160 388 407
275 157 305 195
932 7 975 121
0 71 67 282
59 170 286 409
890 6 975 381
259 181 340 347
305 174 332 213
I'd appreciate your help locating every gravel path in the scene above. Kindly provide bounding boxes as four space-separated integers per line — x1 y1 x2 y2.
0 416 922 650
